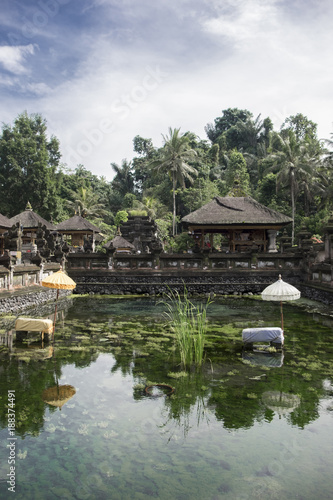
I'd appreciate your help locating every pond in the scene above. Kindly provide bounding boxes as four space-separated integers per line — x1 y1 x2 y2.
0 295 333 500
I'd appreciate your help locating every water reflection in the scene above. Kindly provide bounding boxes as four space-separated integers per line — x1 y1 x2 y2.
0 296 331 435
42 384 76 410
242 350 284 367
0 296 332 499
262 391 301 417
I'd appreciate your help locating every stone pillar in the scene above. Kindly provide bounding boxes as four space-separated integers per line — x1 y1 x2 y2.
38 263 44 284
9 265 14 290
279 229 292 253
324 214 333 262
267 230 278 253
325 234 333 262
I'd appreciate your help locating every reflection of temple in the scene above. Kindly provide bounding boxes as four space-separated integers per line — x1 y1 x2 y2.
182 196 293 253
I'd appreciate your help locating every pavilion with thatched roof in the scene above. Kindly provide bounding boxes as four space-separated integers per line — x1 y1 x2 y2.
0 213 11 255
182 196 292 253
104 234 135 254
8 202 56 247
56 215 101 251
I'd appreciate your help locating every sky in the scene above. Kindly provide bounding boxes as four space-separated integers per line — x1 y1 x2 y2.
0 0 332 180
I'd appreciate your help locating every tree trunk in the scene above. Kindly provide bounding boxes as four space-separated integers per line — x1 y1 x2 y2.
291 169 295 246
172 174 176 237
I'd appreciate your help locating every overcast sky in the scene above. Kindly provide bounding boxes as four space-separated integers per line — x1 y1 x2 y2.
0 0 332 179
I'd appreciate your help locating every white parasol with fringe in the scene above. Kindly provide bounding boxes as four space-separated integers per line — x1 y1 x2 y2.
261 274 300 331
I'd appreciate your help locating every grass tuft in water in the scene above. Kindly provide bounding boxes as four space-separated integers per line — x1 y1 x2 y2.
162 287 211 369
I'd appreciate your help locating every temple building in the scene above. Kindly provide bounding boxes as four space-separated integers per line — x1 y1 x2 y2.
119 215 162 253
182 196 292 253
56 215 101 252
0 213 11 255
104 235 135 254
8 202 56 252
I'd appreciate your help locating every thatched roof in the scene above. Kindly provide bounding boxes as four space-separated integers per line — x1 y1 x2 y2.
0 213 11 229
56 215 101 233
104 235 135 250
9 203 56 230
182 196 292 226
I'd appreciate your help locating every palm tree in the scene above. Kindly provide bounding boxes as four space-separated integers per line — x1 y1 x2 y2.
324 132 333 165
235 114 265 153
150 128 198 236
132 196 168 220
236 115 273 187
110 159 135 196
268 131 322 244
66 186 108 219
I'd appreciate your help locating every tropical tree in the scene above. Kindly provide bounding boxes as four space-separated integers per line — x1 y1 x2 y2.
180 178 220 214
324 132 333 168
0 111 62 218
235 115 273 187
205 108 252 147
280 113 318 141
110 159 135 197
66 186 109 220
132 135 158 194
225 150 251 194
267 131 323 243
131 196 168 220
150 128 198 235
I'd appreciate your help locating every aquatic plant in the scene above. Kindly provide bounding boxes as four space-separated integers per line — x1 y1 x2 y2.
167 371 188 379
162 287 211 369
17 449 28 459
78 424 89 435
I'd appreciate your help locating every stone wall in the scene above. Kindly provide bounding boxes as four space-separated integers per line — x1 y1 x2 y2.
0 262 60 292
0 288 71 315
66 250 303 272
300 284 333 305
69 269 302 297
1 247 333 308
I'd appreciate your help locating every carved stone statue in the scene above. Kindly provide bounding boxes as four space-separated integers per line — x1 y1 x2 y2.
4 223 22 252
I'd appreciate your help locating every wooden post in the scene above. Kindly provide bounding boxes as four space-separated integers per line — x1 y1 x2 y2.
52 289 59 340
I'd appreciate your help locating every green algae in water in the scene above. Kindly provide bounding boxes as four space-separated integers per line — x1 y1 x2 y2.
0 295 333 499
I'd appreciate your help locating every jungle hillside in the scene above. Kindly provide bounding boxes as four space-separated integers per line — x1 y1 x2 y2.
0 109 332 250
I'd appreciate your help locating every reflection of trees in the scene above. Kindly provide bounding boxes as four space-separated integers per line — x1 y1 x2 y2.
208 380 265 430
0 346 96 438
209 361 325 430
1 295 331 440
131 349 328 434
162 372 211 440
0 355 58 437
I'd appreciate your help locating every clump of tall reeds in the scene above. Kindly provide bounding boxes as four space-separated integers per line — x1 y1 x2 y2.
163 288 211 369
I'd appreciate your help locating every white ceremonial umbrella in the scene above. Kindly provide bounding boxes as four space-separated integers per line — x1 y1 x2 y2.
261 274 300 331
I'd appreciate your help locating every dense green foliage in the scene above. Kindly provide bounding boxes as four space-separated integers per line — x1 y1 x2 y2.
0 112 62 219
0 109 332 245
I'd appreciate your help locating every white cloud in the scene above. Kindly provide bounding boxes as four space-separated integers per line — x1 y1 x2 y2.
203 0 280 48
0 44 35 74
1 1 333 179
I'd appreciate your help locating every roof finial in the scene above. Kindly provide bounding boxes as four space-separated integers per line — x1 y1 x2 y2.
25 201 33 211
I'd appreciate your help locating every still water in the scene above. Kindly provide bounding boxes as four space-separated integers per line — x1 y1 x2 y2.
0 295 333 500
